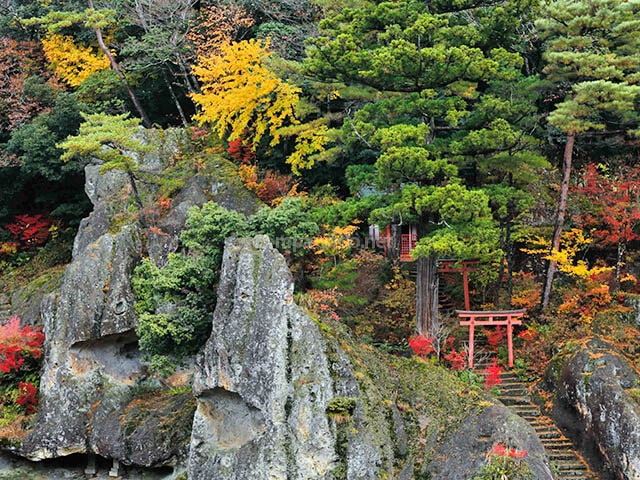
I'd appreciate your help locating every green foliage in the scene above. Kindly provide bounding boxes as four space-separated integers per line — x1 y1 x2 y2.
248 197 319 249
2 92 91 224
326 397 357 416
474 454 531 480
58 113 147 174
132 203 249 363
77 70 128 115
537 0 640 136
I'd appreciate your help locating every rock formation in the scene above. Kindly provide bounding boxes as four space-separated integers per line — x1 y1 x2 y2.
188 235 554 480
546 337 640 479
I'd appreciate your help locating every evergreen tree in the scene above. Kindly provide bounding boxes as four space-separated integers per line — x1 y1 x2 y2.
58 113 150 226
537 0 640 307
307 0 546 335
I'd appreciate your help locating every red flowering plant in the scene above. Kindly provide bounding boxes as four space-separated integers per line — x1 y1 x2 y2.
483 359 503 391
409 333 468 371
5 214 52 250
16 382 38 414
0 316 44 416
474 443 530 479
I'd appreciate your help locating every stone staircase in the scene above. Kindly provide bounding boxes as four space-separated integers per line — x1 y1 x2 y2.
0 293 10 322
475 359 596 479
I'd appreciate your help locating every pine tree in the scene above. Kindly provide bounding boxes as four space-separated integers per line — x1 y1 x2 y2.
58 113 150 227
307 0 546 335
537 0 640 307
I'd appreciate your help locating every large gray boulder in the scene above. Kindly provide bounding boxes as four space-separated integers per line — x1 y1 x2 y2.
188 235 337 480
427 404 553 479
547 337 640 479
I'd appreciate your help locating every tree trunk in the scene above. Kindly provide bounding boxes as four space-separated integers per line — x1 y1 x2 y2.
416 254 439 336
495 224 506 305
616 235 625 284
163 71 188 127
506 222 514 307
125 166 147 229
88 0 152 128
542 132 575 308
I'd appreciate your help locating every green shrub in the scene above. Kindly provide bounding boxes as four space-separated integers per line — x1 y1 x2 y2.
132 203 249 366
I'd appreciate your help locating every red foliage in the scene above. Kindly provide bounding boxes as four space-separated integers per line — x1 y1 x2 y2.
258 172 295 205
228 137 255 164
490 443 528 459
487 327 505 348
483 359 503 390
0 37 57 136
409 335 435 358
444 349 466 370
16 382 38 414
302 288 342 322
5 214 52 249
517 329 537 342
0 316 44 374
574 163 640 272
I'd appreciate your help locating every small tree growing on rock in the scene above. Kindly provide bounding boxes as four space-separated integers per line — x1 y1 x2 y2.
58 112 150 227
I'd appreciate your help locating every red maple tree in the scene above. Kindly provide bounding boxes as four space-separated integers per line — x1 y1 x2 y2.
0 316 44 374
573 163 640 280
5 214 52 250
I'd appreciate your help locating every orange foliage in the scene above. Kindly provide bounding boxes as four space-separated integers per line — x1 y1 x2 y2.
299 288 342 322
558 283 617 324
511 271 541 310
238 164 297 206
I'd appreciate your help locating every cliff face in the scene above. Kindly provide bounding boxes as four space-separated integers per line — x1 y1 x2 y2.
18 128 262 467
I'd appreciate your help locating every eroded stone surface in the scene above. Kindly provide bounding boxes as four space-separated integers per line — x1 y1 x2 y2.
18 129 258 468
548 337 640 479
188 235 336 480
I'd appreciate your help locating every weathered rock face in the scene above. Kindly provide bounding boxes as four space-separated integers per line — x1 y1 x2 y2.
188 235 554 480
188 235 337 480
2 267 65 326
546 337 640 479
19 128 261 468
427 404 554 479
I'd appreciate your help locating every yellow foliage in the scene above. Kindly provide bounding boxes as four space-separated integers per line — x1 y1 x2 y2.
191 39 300 149
286 124 330 175
522 229 613 279
313 225 359 264
41 34 110 87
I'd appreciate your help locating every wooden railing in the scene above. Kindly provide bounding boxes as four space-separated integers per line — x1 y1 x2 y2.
400 233 417 261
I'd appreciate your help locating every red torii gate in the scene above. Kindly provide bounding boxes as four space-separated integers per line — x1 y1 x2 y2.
456 309 526 369
438 259 478 311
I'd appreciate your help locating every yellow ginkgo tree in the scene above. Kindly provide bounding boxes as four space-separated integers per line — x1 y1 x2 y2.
190 38 329 174
41 33 110 87
313 225 359 266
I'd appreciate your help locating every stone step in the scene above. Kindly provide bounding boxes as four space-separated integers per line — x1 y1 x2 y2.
538 431 564 440
544 441 574 449
548 451 581 461
510 407 540 416
553 459 589 470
